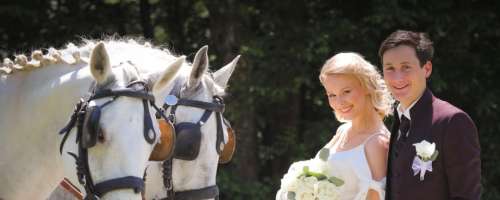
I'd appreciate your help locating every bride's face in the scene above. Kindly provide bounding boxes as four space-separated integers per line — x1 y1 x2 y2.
323 74 369 121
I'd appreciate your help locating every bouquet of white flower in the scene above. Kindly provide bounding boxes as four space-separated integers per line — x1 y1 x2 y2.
277 148 344 200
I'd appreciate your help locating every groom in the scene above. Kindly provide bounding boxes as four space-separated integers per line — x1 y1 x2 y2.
379 30 481 200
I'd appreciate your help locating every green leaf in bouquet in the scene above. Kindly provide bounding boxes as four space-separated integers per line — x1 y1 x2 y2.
319 148 330 161
317 175 327 180
287 191 296 200
303 166 310 174
307 171 327 180
328 176 345 187
302 166 327 180
429 150 439 161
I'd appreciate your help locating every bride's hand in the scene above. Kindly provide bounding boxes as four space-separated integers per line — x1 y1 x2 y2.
366 189 381 200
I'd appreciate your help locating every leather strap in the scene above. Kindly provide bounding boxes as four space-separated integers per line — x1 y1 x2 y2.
198 110 213 126
143 99 156 144
80 146 97 198
163 159 174 200
91 88 155 101
215 112 224 154
59 99 85 154
94 176 145 197
177 99 224 113
173 185 219 200
161 158 219 200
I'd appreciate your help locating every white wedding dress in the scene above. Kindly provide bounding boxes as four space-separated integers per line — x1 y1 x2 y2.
276 125 386 200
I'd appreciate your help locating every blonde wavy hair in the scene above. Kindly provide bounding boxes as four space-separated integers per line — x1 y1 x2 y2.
319 52 394 119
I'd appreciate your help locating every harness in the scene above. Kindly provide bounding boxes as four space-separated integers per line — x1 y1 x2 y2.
59 80 168 200
58 75 236 200
156 87 234 200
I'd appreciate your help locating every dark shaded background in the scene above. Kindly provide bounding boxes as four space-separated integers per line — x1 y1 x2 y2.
1 0 499 199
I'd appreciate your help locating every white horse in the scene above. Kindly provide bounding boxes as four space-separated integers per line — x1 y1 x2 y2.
0 39 184 200
144 46 240 200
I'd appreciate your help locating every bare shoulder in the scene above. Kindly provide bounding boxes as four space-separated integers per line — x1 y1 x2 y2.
365 131 390 150
364 130 390 181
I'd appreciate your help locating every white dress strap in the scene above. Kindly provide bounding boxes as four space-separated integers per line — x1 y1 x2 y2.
362 132 388 145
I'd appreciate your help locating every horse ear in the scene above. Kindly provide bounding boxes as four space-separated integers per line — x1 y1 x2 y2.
188 45 209 90
90 42 112 84
152 56 185 94
214 55 240 88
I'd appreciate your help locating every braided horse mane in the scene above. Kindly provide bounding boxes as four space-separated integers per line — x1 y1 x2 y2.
0 38 179 78
0 37 232 100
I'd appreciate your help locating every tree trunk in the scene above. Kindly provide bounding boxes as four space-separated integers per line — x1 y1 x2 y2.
112 2 126 35
139 0 153 39
162 0 187 50
206 0 259 181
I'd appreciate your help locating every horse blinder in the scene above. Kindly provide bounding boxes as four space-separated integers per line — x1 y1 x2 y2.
218 126 236 164
81 105 102 148
173 122 202 161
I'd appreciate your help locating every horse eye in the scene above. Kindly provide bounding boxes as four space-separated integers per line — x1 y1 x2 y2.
98 128 106 143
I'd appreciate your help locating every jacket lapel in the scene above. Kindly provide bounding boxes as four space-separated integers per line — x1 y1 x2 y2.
386 106 400 199
408 88 435 144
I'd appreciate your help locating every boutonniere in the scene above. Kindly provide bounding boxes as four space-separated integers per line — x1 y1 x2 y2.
412 140 439 181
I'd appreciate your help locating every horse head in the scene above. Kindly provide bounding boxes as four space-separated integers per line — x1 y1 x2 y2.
61 42 184 200
145 46 240 199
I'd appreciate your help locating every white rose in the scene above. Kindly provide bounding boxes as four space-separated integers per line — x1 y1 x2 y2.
302 176 318 191
281 161 306 192
308 158 330 174
315 180 340 200
413 140 435 160
294 177 315 200
289 161 307 175
301 192 316 200
283 177 300 191
297 192 315 200
279 158 343 200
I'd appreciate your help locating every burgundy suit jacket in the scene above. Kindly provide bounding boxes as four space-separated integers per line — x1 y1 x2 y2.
385 89 481 200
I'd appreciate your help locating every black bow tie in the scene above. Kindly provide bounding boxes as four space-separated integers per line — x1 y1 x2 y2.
399 115 411 140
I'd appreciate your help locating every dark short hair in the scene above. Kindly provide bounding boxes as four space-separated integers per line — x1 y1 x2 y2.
378 30 434 66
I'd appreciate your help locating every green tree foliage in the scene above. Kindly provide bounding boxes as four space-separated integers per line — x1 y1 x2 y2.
1 0 499 199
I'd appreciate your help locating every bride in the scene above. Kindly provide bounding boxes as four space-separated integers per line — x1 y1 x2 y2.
277 52 394 200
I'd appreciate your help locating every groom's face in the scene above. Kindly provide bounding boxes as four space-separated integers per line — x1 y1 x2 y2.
382 45 432 109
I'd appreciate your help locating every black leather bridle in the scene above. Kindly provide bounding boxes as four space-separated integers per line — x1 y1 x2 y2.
59 80 168 200
157 88 229 200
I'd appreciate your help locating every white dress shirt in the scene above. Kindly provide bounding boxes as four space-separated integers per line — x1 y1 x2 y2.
396 95 421 139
